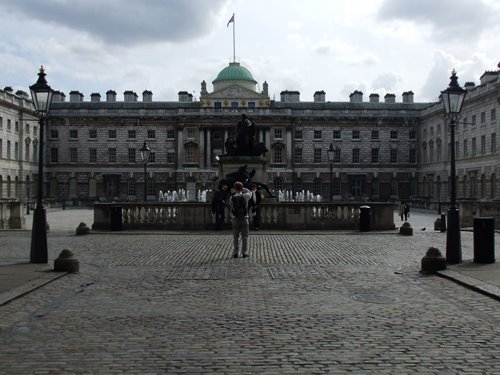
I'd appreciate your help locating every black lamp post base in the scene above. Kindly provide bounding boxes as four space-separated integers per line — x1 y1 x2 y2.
446 207 462 264
30 206 48 263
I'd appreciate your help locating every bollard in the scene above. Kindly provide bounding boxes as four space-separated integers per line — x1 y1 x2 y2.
421 247 446 274
54 249 80 273
76 222 90 235
399 222 413 236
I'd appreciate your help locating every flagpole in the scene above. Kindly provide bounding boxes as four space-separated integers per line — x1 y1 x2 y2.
232 14 236 62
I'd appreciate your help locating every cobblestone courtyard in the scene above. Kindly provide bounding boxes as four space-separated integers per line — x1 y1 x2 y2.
0 209 499 374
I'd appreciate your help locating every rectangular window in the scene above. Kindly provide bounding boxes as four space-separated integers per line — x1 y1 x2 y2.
147 130 155 139
50 147 58 163
333 130 341 139
481 135 486 155
186 146 196 163
314 130 322 140
371 130 379 140
128 130 136 139
390 148 398 163
481 112 486 124
274 129 283 139
274 147 283 164
390 130 398 140
167 150 175 163
294 130 302 139
409 149 417 164
89 148 97 163
0 139 2 158
371 148 379 163
148 152 155 163
128 148 136 163
166 129 175 139
352 130 360 139
491 109 496 122
14 142 18 160
472 115 476 126
472 137 476 156
89 129 97 139
51 129 59 139
15 121 19 132
7 141 11 159
187 128 196 140
352 148 360 163
214 102 222 110
492 133 496 154
108 148 116 163
69 148 77 163
463 140 468 158
108 130 117 139
314 148 322 163
128 180 136 196
25 143 30 161
333 148 341 163
248 101 255 110
294 147 303 164
409 129 416 140
7 119 11 131
69 129 78 139
0 117 2 129
231 101 238 109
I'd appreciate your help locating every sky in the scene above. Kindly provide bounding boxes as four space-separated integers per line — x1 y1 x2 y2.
0 0 498 103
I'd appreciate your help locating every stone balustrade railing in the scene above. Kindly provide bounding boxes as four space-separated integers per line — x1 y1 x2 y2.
93 202 395 231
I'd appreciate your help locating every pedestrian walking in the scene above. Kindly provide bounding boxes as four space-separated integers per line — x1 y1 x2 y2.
399 201 409 221
229 181 253 258
212 181 229 230
248 184 262 230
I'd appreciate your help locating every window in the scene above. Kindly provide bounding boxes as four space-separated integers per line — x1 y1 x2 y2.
185 145 196 163
481 135 486 155
332 178 341 196
108 148 116 163
409 129 416 140
187 128 196 140
313 178 322 196
148 152 155 163
7 141 11 159
147 130 155 139
274 177 284 192
492 133 496 154
0 117 2 129
352 130 360 139
274 146 283 164
147 179 155 197
293 147 303 163
371 148 379 163
69 129 78 139
14 142 18 160
167 150 175 163
231 101 238 109
89 148 97 163
371 178 379 197
491 109 496 122
314 148 322 163
352 148 360 163
128 179 136 196
314 130 322 140
108 130 117 139
214 102 222 110
391 178 398 196
128 130 136 139
333 148 341 163
25 143 30 161
463 140 468 158
166 129 175 139
248 101 255 110
472 137 476 156
69 148 77 163
7 119 11 131
294 130 302 139
390 131 398 140
51 129 59 139
0 139 2 158
409 148 417 164
390 148 398 163
274 129 283 139
128 148 136 163
481 112 486 124
333 130 341 139
371 130 379 140
15 121 19 132
89 129 97 139
50 147 58 163
472 115 476 126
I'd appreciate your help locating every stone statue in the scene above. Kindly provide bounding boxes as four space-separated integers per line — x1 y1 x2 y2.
224 114 268 156
223 165 275 198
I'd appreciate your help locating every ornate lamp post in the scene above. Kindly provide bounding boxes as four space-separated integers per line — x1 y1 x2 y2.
327 143 335 201
441 69 466 264
29 66 54 263
140 141 151 202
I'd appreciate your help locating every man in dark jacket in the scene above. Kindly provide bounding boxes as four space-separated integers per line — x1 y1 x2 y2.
212 181 229 230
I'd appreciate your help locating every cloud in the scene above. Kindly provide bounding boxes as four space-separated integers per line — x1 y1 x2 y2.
372 73 402 92
0 0 230 45
378 0 499 42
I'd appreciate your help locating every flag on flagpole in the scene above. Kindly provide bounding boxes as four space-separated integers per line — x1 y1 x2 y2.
227 13 234 27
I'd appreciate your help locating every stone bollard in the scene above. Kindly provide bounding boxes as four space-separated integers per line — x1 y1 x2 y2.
76 222 90 235
434 217 441 231
399 222 413 236
54 249 80 273
420 247 446 274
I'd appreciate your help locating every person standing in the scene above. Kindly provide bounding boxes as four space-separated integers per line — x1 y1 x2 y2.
230 181 253 258
399 201 409 221
248 184 262 230
212 181 229 230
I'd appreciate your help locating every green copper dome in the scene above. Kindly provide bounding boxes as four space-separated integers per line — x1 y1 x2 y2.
213 62 256 83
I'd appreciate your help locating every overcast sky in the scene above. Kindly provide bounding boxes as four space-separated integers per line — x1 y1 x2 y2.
0 0 498 103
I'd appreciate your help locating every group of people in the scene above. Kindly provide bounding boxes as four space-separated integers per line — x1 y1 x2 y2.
211 180 262 258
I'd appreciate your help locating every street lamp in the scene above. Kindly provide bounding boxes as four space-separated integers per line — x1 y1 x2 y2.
29 66 54 263
441 69 466 264
140 141 151 202
327 143 335 201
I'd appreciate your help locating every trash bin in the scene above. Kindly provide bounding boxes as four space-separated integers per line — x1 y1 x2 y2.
110 206 122 231
359 205 371 232
473 217 495 263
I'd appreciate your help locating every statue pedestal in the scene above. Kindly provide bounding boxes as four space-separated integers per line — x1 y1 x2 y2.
218 155 268 186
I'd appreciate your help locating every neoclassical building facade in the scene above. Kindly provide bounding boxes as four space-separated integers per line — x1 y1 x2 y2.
1 63 498 207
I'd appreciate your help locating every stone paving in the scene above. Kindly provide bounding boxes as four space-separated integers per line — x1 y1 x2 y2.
0 209 499 374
